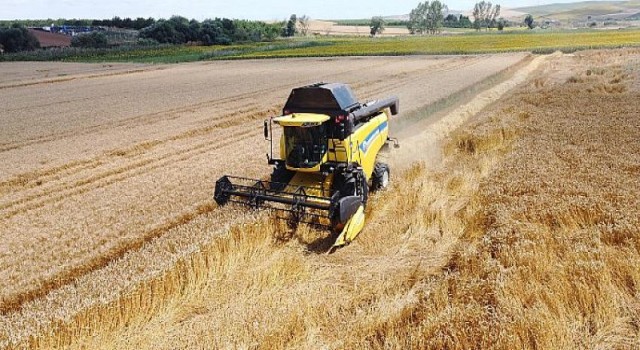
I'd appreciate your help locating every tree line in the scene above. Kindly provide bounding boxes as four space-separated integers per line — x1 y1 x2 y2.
0 16 286 51
404 1 503 34
92 17 156 30
369 1 508 36
138 16 281 45
1 17 157 30
471 1 502 30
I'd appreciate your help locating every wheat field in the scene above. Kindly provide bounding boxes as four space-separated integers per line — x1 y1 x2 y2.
2 46 638 349
37 48 640 349
1 49 638 348
0 54 531 348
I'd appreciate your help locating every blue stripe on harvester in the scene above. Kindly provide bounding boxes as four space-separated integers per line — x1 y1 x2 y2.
359 121 388 154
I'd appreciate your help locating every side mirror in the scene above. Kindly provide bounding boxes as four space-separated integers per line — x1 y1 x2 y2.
263 120 269 140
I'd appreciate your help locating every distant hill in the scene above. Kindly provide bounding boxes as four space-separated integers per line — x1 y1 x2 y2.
514 0 640 21
383 9 464 22
334 1 640 29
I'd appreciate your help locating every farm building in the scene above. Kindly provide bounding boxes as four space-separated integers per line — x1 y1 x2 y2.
28 29 71 48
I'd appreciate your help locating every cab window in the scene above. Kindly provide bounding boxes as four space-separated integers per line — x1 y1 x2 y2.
284 125 328 168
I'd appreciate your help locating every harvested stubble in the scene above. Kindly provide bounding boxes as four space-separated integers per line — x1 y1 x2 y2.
45 49 640 349
3 54 537 349
0 54 529 348
4 48 638 349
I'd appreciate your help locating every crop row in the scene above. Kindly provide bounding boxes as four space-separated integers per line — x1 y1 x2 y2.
236 29 640 58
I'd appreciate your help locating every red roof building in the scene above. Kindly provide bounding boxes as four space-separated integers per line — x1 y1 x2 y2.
28 29 72 48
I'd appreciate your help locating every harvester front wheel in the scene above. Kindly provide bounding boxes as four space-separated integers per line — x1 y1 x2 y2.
270 165 294 191
351 168 368 207
372 162 390 191
214 176 233 206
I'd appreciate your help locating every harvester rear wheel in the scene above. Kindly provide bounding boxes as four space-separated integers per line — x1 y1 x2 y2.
371 162 390 191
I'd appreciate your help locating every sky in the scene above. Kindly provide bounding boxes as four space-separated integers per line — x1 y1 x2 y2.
0 0 604 21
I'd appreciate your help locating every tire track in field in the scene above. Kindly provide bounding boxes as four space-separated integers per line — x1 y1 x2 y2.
1 99 275 210
350 57 473 95
0 201 218 314
0 120 262 220
0 94 263 153
0 126 265 313
0 104 262 198
358 56 486 99
0 67 167 90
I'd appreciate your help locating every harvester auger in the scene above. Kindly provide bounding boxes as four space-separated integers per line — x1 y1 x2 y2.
214 83 399 252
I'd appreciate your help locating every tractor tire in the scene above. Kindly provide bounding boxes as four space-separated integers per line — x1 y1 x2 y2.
371 162 390 191
357 168 369 207
214 176 233 206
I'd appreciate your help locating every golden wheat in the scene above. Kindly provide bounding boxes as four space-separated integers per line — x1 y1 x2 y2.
0 54 529 348
341 48 640 349
47 48 640 350
5 48 638 350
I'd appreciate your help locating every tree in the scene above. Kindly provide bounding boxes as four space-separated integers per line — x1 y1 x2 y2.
283 14 297 37
297 15 310 36
407 1 447 35
473 1 500 31
458 15 473 28
133 17 148 30
408 2 427 34
444 14 458 27
427 1 447 34
497 18 506 31
233 19 282 42
140 19 184 44
197 21 214 45
370 16 385 36
491 5 501 27
524 14 535 29
0 25 40 53
71 31 108 48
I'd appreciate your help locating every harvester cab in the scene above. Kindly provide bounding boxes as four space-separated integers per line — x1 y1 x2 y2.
214 82 399 252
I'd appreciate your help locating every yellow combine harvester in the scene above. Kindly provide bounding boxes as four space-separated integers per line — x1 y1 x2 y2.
214 83 399 252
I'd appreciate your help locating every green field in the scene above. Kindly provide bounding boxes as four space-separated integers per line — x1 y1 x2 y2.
2 28 640 63
229 29 640 58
